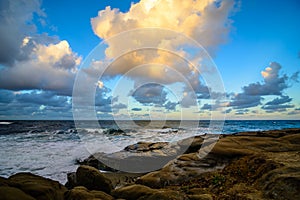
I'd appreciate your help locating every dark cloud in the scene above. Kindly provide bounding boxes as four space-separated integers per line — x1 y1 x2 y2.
287 108 300 115
201 103 212 110
291 71 299 83
0 90 73 119
228 62 298 111
242 62 288 96
132 108 142 111
0 90 15 104
15 91 69 107
164 101 178 111
229 93 262 109
224 108 232 114
131 83 167 106
235 109 249 115
261 94 294 113
0 0 80 97
265 95 292 105
262 104 294 113
0 0 44 65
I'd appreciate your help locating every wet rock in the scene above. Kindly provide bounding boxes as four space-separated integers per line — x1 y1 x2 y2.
124 142 169 152
112 184 155 200
0 186 36 200
65 172 77 189
76 152 119 172
8 172 67 200
75 165 113 194
64 186 114 200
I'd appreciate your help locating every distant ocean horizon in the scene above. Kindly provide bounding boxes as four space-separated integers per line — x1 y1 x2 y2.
0 120 299 184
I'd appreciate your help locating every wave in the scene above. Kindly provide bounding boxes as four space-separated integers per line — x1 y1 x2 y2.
0 122 13 125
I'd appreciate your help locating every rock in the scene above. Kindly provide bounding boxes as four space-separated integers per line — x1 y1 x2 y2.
103 172 145 188
139 190 188 200
188 194 213 200
124 142 169 152
76 165 113 194
260 166 300 200
181 136 204 154
0 186 36 200
0 176 10 186
112 184 155 200
8 172 67 200
136 152 228 188
64 186 114 200
76 152 119 172
65 172 77 189
112 184 188 200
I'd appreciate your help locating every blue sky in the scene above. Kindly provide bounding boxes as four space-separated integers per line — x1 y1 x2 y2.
0 0 299 120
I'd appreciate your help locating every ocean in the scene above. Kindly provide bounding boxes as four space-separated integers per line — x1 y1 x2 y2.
0 120 299 184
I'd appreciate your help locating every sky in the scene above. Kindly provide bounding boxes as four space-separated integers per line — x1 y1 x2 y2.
0 0 299 120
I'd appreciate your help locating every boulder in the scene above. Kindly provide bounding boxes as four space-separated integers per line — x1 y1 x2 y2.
76 152 119 172
0 186 36 200
76 165 113 194
65 172 77 189
64 186 114 200
8 172 67 200
112 184 155 200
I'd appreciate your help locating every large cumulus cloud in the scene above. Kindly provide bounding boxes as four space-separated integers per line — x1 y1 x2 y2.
87 0 236 108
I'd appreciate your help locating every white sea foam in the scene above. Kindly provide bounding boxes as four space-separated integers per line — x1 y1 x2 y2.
0 122 13 125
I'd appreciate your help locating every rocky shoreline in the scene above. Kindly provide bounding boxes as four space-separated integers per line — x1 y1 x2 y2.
1 128 300 200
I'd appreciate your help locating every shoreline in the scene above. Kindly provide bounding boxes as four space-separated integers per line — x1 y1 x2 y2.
1 128 300 199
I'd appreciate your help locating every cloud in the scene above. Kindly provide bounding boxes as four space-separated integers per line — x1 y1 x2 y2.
229 93 262 109
291 71 299 83
201 103 212 110
0 89 73 119
243 62 289 96
0 90 15 104
0 0 45 65
0 0 81 96
132 108 142 111
288 108 300 115
164 101 178 111
88 0 236 109
0 39 81 96
228 62 298 111
235 109 249 115
262 104 294 113
265 95 292 105
91 0 235 53
131 83 168 105
261 95 294 113
15 90 69 107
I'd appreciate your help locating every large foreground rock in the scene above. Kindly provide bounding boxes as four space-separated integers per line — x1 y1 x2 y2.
66 165 113 194
2 172 67 200
0 186 36 200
